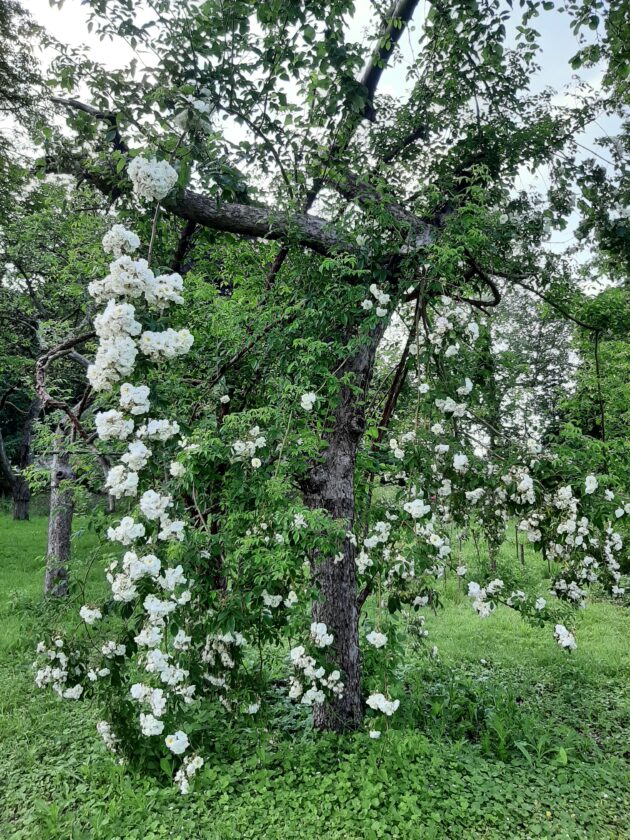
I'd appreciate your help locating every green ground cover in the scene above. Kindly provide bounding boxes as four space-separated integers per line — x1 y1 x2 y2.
0 512 628 839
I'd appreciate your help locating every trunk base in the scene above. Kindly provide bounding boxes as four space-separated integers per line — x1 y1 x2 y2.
312 549 363 733
44 450 75 598
12 477 30 520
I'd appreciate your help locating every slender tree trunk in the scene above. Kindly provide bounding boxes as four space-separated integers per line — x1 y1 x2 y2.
12 475 30 520
303 325 385 732
44 447 75 597
0 396 41 521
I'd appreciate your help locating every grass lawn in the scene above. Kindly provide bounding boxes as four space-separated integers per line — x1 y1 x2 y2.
0 511 629 839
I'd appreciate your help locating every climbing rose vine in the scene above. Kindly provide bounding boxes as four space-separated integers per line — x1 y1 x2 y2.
34 156 628 788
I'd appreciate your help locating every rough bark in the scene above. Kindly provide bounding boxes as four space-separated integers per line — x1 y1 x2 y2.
44 446 75 597
302 324 386 732
171 219 198 274
164 188 345 255
12 475 30 520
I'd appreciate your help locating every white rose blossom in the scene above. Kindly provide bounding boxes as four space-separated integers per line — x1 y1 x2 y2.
128 155 178 202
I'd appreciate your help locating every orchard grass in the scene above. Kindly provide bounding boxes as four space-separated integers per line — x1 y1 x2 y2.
1 511 629 839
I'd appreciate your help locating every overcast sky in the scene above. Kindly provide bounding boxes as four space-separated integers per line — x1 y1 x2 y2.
25 0 606 89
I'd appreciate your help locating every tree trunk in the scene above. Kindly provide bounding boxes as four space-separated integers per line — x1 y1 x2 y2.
303 325 385 732
12 475 30 520
0 396 41 521
44 448 75 597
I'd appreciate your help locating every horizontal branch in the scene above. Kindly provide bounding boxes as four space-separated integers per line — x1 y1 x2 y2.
163 189 347 255
51 96 129 153
325 169 434 244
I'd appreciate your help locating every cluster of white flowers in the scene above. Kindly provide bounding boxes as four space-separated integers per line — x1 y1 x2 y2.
105 464 139 498
435 397 467 417
175 754 204 794
96 719 119 752
293 512 308 529
614 502 630 519
504 467 537 506
584 475 598 495
170 460 186 478
413 517 452 564
289 644 344 705
138 328 194 360
465 488 485 505
88 335 139 391
403 498 431 519
88 256 153 304
139 489 173 520
300 391 317 411
95 409 134 441
356 519 394 575
36 218 200 787
79 605 102 625
425 298 479 350
466 580 504 618
604 528 625 595
102 640 127 658
366 630 387 648
231 425 267 467
361 283 390 317
518 513 543 543
94 299 142 341
389 438 407 462
89 258 185 311
107 515 146 546
457 377 473 396
262 588 297 610
145 273 185 309
310 621 334 648
137 418 181 441
262 590 283 608
142 646 191 690
102 224 141 257
453 452 469 473
34 639 77 697
554 624 577 650
165 730 189 755
505 589 527 607
122 440 152 471
130 684 168 726
120 383 151 415
366 692 400 716
126 550 161 580
553 577 587 607
128 155 178 202
538 478 626 603
87 229 190 392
